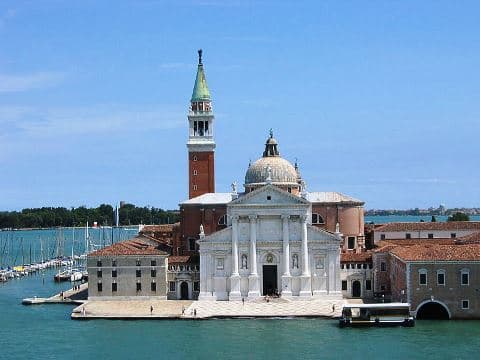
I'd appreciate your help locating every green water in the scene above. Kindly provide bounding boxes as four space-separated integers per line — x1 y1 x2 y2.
1 269 480 360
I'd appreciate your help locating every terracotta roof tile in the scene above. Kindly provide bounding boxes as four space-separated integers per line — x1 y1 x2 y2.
89 238 169 257
375 221 480 232
341 252 372 262
390 244 480 261
455 231 480 244
168 256 194 264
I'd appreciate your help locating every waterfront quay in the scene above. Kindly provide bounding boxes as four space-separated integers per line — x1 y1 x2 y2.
71 298 345 320
22 282 87 305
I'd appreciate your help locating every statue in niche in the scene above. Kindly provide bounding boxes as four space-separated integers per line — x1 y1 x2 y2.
292 254 299 269
315 257 324 269
241 254 248 269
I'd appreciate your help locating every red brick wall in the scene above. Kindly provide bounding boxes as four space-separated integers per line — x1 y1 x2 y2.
189 151 215 199
178 204 227 256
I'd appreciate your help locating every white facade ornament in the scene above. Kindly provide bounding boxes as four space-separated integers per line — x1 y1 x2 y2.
199 224 205 238
265 166 272 184
231 181 237 194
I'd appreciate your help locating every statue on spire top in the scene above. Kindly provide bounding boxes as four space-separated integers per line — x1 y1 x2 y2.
198 49 203 65
269 128 273 138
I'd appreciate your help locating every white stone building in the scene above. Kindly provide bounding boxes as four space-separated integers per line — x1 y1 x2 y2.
197 135 344 301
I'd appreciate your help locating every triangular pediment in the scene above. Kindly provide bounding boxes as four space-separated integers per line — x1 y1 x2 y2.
307 225 341 243
230 184 309 206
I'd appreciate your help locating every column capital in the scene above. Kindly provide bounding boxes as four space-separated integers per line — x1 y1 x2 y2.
231 215 239 222
300 214 308 222
248 214 258 221
281 214 290 221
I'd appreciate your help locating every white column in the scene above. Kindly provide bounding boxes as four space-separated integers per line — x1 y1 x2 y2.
248 215 260 298
231 215 239 276
299 214 311 297
281 214 292 297
229 215 241 300
249 215 258 275
301 215 310 276
282 215 290 276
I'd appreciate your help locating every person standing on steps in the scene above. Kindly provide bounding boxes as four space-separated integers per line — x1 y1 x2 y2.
150 305 153 315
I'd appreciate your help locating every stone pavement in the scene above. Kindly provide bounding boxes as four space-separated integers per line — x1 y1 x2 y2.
72 297 348 320
183 298 345 319
71 300 193 319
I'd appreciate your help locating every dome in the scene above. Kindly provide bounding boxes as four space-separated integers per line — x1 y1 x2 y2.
245 157 299 185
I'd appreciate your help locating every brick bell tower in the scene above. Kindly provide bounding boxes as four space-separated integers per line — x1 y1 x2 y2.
187 49 215 199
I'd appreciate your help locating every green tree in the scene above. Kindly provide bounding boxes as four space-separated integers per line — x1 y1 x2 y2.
431 215 437 222
447 212 470 222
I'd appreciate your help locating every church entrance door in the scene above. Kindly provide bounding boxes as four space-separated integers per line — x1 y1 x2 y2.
180 282 189 300
262 265 278 296
352 280 361 298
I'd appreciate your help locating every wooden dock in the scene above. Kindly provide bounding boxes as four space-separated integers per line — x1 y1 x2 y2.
22 282 88 305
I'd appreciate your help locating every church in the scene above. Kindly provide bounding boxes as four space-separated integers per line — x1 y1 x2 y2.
180 50 365 301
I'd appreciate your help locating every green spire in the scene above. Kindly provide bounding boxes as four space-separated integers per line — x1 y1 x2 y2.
191 49 211 102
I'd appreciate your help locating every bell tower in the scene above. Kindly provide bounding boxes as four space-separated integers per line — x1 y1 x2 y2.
187 49 215 199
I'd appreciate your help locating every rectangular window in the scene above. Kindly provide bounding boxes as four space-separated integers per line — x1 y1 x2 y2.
194 281 200 292
136 270 141 278
151 282 156 292
97 270 102 278
112 270 117 278
193 185 198 191
341 280 348 291
347 237 355 250
380 234 386 240
462 272 469 285
136 260 141 266
437 272 445 285
365 280 372 291
112 282 117 292
136 282 141 292
151 269 156 278
462 300 469 309
406 233 411 239
419 273 427 285
428 233 434 239
451 233 456 238
112 260 117 267
151 260 157 267
380 262 386 271
169 281 176 292
97 282 102 292
97 260 102 267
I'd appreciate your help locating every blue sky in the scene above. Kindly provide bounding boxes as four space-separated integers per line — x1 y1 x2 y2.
1 0 479 211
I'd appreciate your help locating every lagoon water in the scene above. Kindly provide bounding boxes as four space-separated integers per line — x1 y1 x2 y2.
1 269 480 360
2 220 480 360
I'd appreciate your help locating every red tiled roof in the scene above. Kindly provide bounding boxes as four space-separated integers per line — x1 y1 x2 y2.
89 238 169 257
390 244 480 261
455 231 480 244
341 252 372 263
168 256 193 264
378 239 456 246
140 224 176 232
375 221 480 232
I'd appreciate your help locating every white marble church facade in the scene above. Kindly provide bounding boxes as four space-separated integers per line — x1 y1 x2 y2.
198 185 343 301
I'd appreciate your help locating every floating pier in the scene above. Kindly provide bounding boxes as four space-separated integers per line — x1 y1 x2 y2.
22 282 88 305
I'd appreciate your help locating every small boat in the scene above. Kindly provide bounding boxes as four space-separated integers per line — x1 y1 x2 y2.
70 269 83 282
339 303 415 327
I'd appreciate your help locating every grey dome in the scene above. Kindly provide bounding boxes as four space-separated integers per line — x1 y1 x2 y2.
245 157 298 185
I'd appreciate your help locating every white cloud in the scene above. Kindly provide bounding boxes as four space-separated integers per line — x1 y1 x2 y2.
0 72 65 93
0 104 184 139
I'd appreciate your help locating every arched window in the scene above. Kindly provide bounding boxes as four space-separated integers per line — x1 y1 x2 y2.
312 213 324 224
419 268 428 286
437 269 446 286
218 214 227 226
461 268 470 285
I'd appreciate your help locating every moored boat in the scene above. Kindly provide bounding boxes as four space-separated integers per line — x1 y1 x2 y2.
339 303 415 327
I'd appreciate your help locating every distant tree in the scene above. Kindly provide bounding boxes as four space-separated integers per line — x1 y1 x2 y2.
431 215 437 222
447 212 470 222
